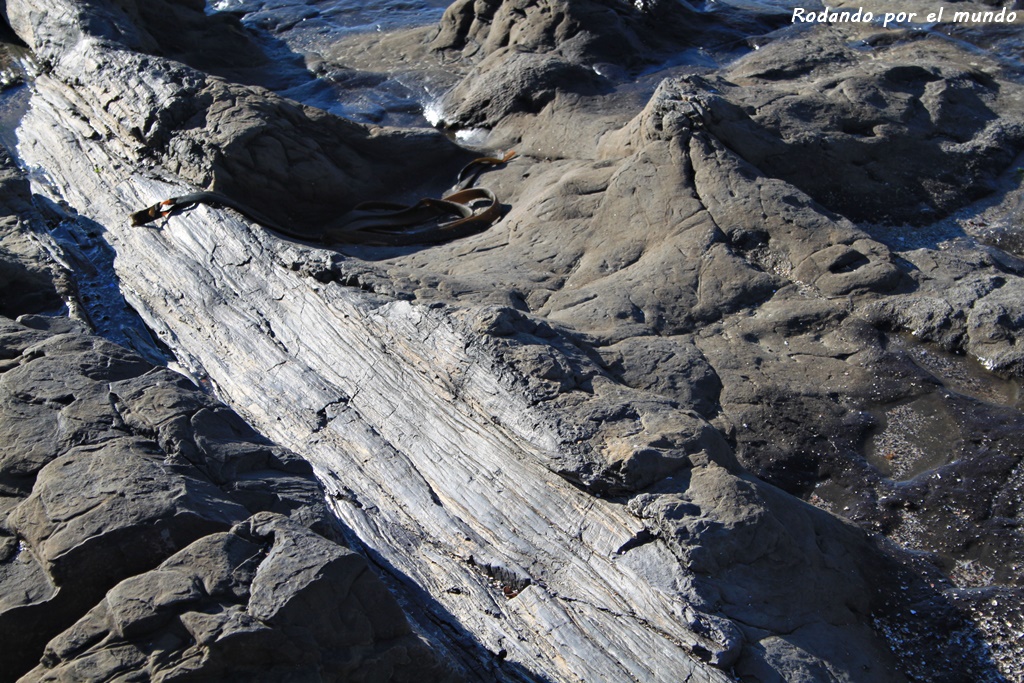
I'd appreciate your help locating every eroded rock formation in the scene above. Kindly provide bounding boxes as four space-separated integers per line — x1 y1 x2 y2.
2 0 1024 681
0 314 449 681
0 150 451 681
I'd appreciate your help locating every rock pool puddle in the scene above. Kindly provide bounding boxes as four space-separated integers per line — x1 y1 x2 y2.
894 333 1022 409
865 333 1021 481
866 391 964 480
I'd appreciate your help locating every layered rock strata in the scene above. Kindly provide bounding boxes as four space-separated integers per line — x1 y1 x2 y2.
0 310 451 681
1 139 450 682
3 0 1024 681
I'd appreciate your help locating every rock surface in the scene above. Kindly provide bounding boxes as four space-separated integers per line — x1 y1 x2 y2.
0 151 451 681
3 0 1024 681
0 146 63 317
704 29 1024 226
0 311 450 681
23 512 447 682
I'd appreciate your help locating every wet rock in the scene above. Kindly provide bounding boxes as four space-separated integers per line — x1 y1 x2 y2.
965 278 1024 376
865 244 1024 377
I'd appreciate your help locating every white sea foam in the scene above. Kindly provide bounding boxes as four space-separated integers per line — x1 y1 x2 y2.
455 128 489 147
422 98 444 127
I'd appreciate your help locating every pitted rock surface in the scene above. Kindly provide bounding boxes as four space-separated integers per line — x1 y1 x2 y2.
3 0 1024 681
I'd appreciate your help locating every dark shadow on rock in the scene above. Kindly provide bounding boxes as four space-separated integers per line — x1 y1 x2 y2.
0 253 61 317
626 462 1011 681
334 523 556 683
0 147 63 318
26 194 170 365
0 14 27 48
321 200 514 260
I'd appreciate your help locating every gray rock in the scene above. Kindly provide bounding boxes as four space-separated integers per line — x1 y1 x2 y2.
6 0 1024 681
706 29 1024 225
596 334 722 420
629 460 903 680
965 278 1024 376
25 512 447 682
0 315 447 680
430 0 781 67
865 243 1024 376
431 0 691 64
440 50 602 130
0 147 63 317
7 0 470 238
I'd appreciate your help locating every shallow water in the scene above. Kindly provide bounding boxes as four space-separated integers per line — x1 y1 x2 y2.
209 0 452 35
864 332 1021 480
0 82 29 156
866 391 964 480
894 333 1023 410
208 0 454 126
204 0 810 127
